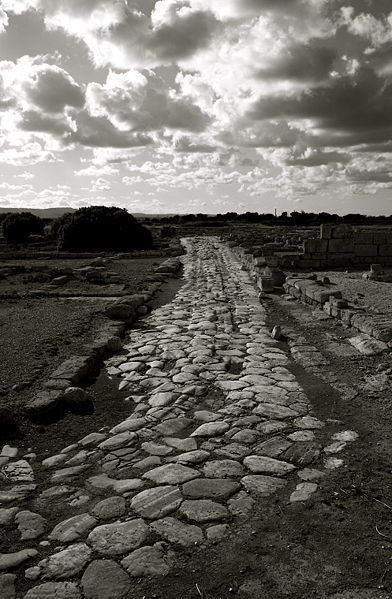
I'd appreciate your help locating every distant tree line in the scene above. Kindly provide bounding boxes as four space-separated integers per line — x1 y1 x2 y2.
2 207 392 249
150 211 392 226
0 206 152 251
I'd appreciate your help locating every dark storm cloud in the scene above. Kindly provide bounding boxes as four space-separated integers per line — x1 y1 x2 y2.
23 65 85 113
247 67 392 143
70 111 154 148
254 44 337 83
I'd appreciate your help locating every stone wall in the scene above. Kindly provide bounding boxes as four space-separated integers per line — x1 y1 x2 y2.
300 224 392 269
284 274 392 344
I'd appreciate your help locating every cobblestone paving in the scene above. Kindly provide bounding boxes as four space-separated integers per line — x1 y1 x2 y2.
0 237 359 599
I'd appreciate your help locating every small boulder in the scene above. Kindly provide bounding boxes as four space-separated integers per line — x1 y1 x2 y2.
62 388 94 415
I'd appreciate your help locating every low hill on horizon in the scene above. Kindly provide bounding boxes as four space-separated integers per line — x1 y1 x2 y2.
0 207 77 219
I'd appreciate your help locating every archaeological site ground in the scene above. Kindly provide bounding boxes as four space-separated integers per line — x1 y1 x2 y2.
1 218 392 599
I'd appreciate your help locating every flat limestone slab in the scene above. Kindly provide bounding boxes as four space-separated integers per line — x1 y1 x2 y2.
179 500 229 523
182 478 240 499
241 475 287 496
87 519 149 556
150 517 204 546
142 464 199 485
243 456 296 476
130 486 183 519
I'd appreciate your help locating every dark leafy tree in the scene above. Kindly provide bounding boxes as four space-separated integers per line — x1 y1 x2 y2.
2 212 44 244
56 206 153 252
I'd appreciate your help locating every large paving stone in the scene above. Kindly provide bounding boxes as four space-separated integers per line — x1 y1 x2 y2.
0 484 36 504
91 497 126 520
241 475 287 496
38 543 91 579
290 482 318 502
253 436 292 458
88 519 149 556
164 437 197 451
243 456 296 476
206 524 230 543
141 442 173 456
81 560 131 599
228 491 255 518
0 549 38 570
214 443 251 460
23 582 81 599
121 545 170 577
1 460 34 482
253 404 298 420
293 416 325 429
194 410 221 422
49 513 97 542
87 474 143 494
98 432 137 452
15 510 46 540
175 450 210 465
179 500 229 523
0 507 19 524
130 486 183 519
282 442 321 466
155 418 193 436
191 422 230 437
231 429 261 445
182 478 240 499
150 517 204 546
202 459 245 478
148 392 175 407
143 464 199 485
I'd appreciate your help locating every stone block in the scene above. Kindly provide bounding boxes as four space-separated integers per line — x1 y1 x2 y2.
26 391 64 423
331 224 353 239
328 239 354 253
298 259 321 269
354 244 378 257
378 245 392 257
312 289 342 305
373 231 389 244
354 231 373 244
303 239 328 254
320 224 333 239
326 254 354 267
51 356 95 385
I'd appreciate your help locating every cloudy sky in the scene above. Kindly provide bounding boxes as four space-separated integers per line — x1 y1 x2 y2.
1 0 392 214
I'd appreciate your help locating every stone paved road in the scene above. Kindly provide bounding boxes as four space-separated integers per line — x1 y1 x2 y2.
0 237 359 599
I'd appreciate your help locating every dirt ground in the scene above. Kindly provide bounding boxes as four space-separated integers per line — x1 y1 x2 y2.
0 256 178 434
2 248 392 598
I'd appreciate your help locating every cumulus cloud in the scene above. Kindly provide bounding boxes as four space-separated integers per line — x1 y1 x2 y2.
2 0 392 210
71 111 154 148
86 69 210 132
14 0 219 70
342 7 392 48
21 64 85 113
247 66 392 146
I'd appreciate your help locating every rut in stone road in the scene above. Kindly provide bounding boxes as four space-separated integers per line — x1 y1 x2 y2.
0 237 359 599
